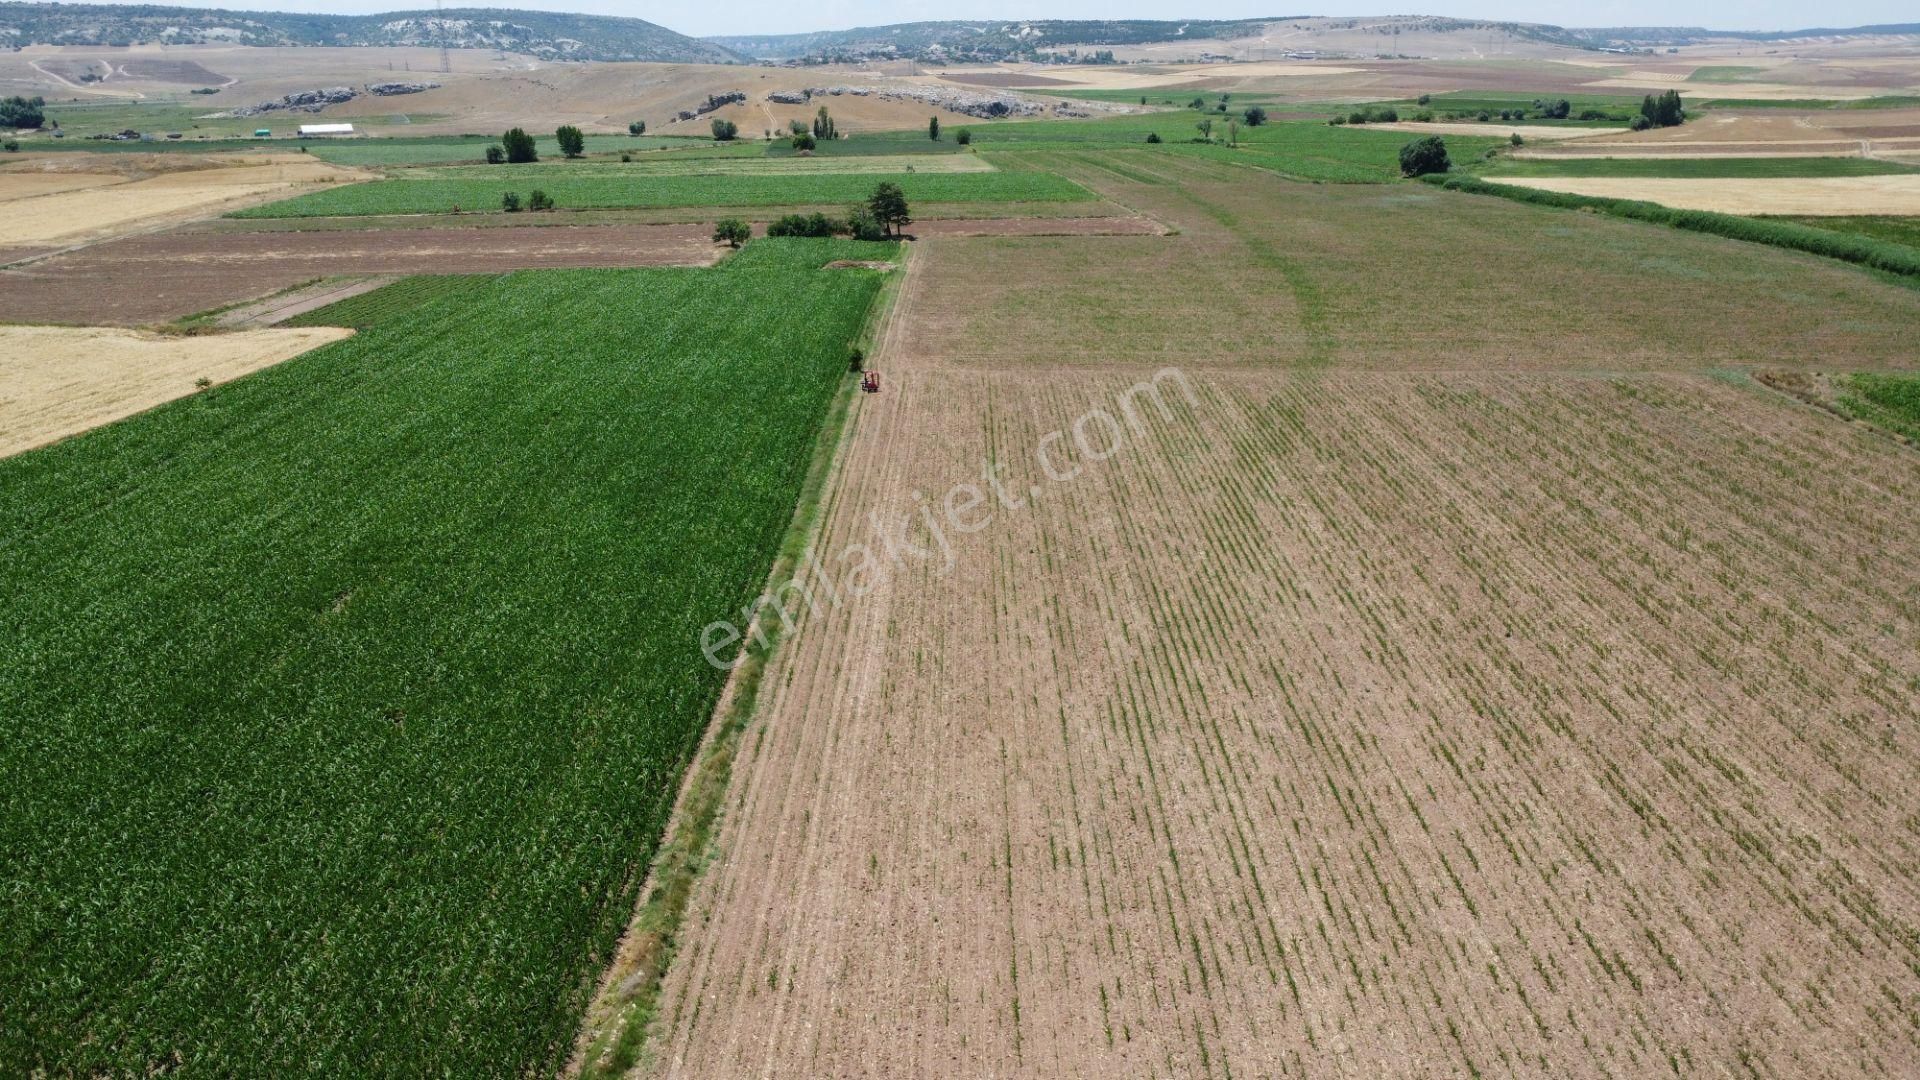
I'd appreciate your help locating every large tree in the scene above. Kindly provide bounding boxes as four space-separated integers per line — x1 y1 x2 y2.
554 125 585 158
867 182 910 238
501 127 537 164
1398 135 1450 178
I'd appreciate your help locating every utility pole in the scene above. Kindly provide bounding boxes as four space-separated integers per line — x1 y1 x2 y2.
436 0 452 74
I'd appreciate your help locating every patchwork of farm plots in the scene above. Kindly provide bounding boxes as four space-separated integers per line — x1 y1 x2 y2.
0 252 891 1075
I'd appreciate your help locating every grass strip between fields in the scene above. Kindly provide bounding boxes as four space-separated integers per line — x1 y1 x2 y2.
1425 174 1920 284
572 240 910 1079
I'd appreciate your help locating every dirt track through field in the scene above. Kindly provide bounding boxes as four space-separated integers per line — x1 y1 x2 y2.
0 223 719 325
645 165 1920 1078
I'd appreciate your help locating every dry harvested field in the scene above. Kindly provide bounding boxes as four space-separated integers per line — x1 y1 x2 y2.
0 155 362 247
0 324 350 456
1496 174 1920 216
0 222 717 325
646 163 1920 1080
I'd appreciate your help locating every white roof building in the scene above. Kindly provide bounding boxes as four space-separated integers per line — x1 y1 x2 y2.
298 123 356 136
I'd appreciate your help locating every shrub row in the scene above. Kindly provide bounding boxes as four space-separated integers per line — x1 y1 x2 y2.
1425 175 1920 282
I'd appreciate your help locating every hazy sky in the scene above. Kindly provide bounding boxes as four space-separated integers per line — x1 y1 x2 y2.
91 1 1920 39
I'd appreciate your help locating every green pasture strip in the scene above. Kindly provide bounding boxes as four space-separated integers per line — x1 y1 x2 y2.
1763 215 1920 248
306 134 720 167
1693 95 1920 110
716 236 903 271
230 170 1090 218
1427 174 1920 283
764 130 972 156
402 153 993 179
0 261 888 1076
1480 156 1919 179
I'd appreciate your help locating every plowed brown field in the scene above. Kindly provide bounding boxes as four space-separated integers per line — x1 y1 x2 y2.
642 164 1920 1079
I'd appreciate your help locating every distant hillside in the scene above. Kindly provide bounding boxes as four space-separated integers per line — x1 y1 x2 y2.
710 15 1920 63
0 3 747 63
707 19 1286 63
1564 22 1920 46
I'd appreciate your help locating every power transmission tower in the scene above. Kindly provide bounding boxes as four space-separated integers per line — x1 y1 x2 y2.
436 0 451 74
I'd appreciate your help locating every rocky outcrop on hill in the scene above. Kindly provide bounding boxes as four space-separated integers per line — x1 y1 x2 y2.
365 81 440 96
676 90 746 121
224 87 356 116
791 84 1120 120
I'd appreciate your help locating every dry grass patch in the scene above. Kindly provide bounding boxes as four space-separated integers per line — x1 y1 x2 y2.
0 324 351 456
1495 174 1920 215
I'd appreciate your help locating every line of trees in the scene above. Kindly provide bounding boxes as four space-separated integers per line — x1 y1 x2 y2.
712 182 912 248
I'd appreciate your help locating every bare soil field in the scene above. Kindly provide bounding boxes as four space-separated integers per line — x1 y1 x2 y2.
640 159 1920 1079
0 222 717 324
0 324 350 457
1497 174 1920 216
0 172 125 202
647 288 1920 1080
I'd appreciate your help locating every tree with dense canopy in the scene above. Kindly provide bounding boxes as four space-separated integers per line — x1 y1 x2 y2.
501 128 537 164
1398 135 1450 177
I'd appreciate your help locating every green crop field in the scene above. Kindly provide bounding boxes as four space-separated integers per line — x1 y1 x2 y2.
304 134 724 166
1481 156 1920 179
0 256 890 1076
717 236 902 270
231 168 1090 217
1685 65 1770 83
401 153 994 179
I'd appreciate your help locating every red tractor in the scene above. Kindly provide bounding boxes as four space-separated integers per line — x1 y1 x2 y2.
861 371 881 394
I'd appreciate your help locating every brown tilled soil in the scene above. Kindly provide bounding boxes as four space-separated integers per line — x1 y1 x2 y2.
642 162 1920 1079
0 223 719 325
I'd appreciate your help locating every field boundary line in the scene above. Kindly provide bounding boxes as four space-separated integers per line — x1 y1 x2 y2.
566 249 914 1080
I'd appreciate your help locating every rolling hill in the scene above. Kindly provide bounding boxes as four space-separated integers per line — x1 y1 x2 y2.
0 3 747 63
